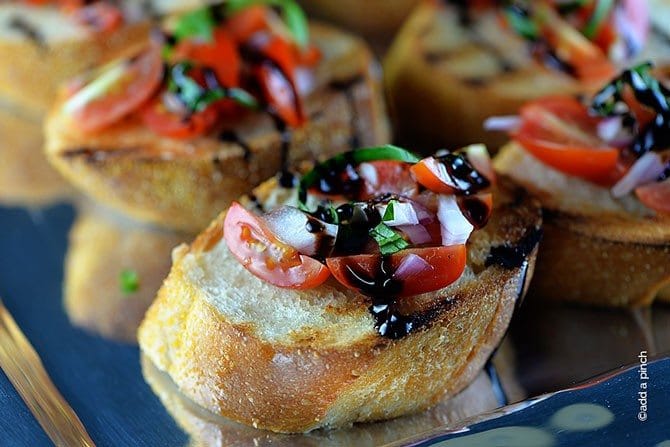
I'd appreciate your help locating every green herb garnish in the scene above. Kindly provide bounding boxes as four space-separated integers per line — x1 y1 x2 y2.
382 200 397 222
173 7 217 43
503 3 540 40
225 0 309 48
298 145 420 209
120 269 139 295
369 223 409 255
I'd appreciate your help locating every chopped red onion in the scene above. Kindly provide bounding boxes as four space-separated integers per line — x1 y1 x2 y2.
358 162 378 189
597 116 634 147
378 201 420 227
392 253 433 281
611 152 666 198
264 206 337 256
483 115 521 132
613 0 649 60
437 195 474 246
397 224 432 245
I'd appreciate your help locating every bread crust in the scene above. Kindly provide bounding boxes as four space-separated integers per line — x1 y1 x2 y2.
64 205 187 343
138 177 541 432
495 142 670 307
383 1 670 153
0 98 71 205
45 23 390 232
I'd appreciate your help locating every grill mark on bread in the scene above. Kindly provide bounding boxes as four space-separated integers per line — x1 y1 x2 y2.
61 147 143 162
8 16 46 48
329 75 364 149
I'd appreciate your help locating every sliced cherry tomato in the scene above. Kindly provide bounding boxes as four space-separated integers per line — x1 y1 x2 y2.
326 245 467 297
173 28 240 87
66 46 163 133
635 179 670 214
255 61 304 127
140 95 219 139
359 161 418 200
224 202 331 289
410 157 458 194
513 96 620 184
72 2 123 33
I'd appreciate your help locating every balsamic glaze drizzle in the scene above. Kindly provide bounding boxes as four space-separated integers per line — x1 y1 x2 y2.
8 16 45 48
486 226 543 269
219 130 252 162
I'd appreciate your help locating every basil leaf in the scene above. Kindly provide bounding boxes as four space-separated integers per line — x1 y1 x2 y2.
298 145 421 209
228 87 260 109
503 4 540 40
225 0 309 48
173 7 216 42
120 269 139 294
369 223 409 256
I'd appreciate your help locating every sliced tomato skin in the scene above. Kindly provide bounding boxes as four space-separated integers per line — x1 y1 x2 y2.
69 46 163 133
635 179 670 214
359 161 418 200
140 96 219 139
326 245 467 298
227 6 269 43
173 28 240 87
224 202 330 289
513 97 620 184
410 157 457 195
255 61 304 127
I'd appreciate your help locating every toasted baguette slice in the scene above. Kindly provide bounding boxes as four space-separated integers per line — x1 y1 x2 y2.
495 142 670 307
0 97 71 205
297 0 419 47
383 1 670 152
0 3 152 113
141 353 502 446
137 175 541 433
65 204 186 343
46 23 390 233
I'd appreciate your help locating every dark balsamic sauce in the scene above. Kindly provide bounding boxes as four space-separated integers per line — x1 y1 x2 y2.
310 151 364 199
458 195 492 229
437 152 490 194
486 226 543 269
219 130 252 162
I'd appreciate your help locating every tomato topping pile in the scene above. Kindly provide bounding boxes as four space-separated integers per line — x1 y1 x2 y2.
62 2 319 139
24 1 123 33
222 144 496 333
498 63 670 214
498 0 648 82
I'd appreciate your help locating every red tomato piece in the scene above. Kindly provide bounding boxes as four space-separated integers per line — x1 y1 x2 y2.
635 179 670 214
359 161 419 200
255 61 304 127
173 28 240 87
513 96 620 184
410 157 458 195
326 245 467 297
224 202 331 289
67 45 163 133
140 95 219 139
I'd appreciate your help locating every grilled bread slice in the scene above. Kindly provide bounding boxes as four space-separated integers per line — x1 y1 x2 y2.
137 175 541 433
65 204 186 343
495 142 670 307
0 98 71 205
45 23 390 233
141 353 501 447
0 3 152 114
297 0 419 48
383 1 670 152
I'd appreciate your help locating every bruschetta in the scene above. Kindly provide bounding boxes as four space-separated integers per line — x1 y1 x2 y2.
384 0 670 151
45 3 389 232
64 203 186 343
493 63 670 306
138 144 541 432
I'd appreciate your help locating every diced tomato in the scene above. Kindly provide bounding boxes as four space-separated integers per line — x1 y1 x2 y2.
410 157 458 195
326 245 466 297
227 6 269 43
173 28 240 87
359 161 418 200
140 95 219 139
66 45 163 133
224 202 331 289
255 61 304 127
635 179 670 214
513 96 621 184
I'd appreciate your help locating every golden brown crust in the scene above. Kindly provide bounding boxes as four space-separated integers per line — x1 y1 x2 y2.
45 23 390 232
64 205 187 343
0 99 72 205
0 18 150 113
494 143 670 307
138 178 541 432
